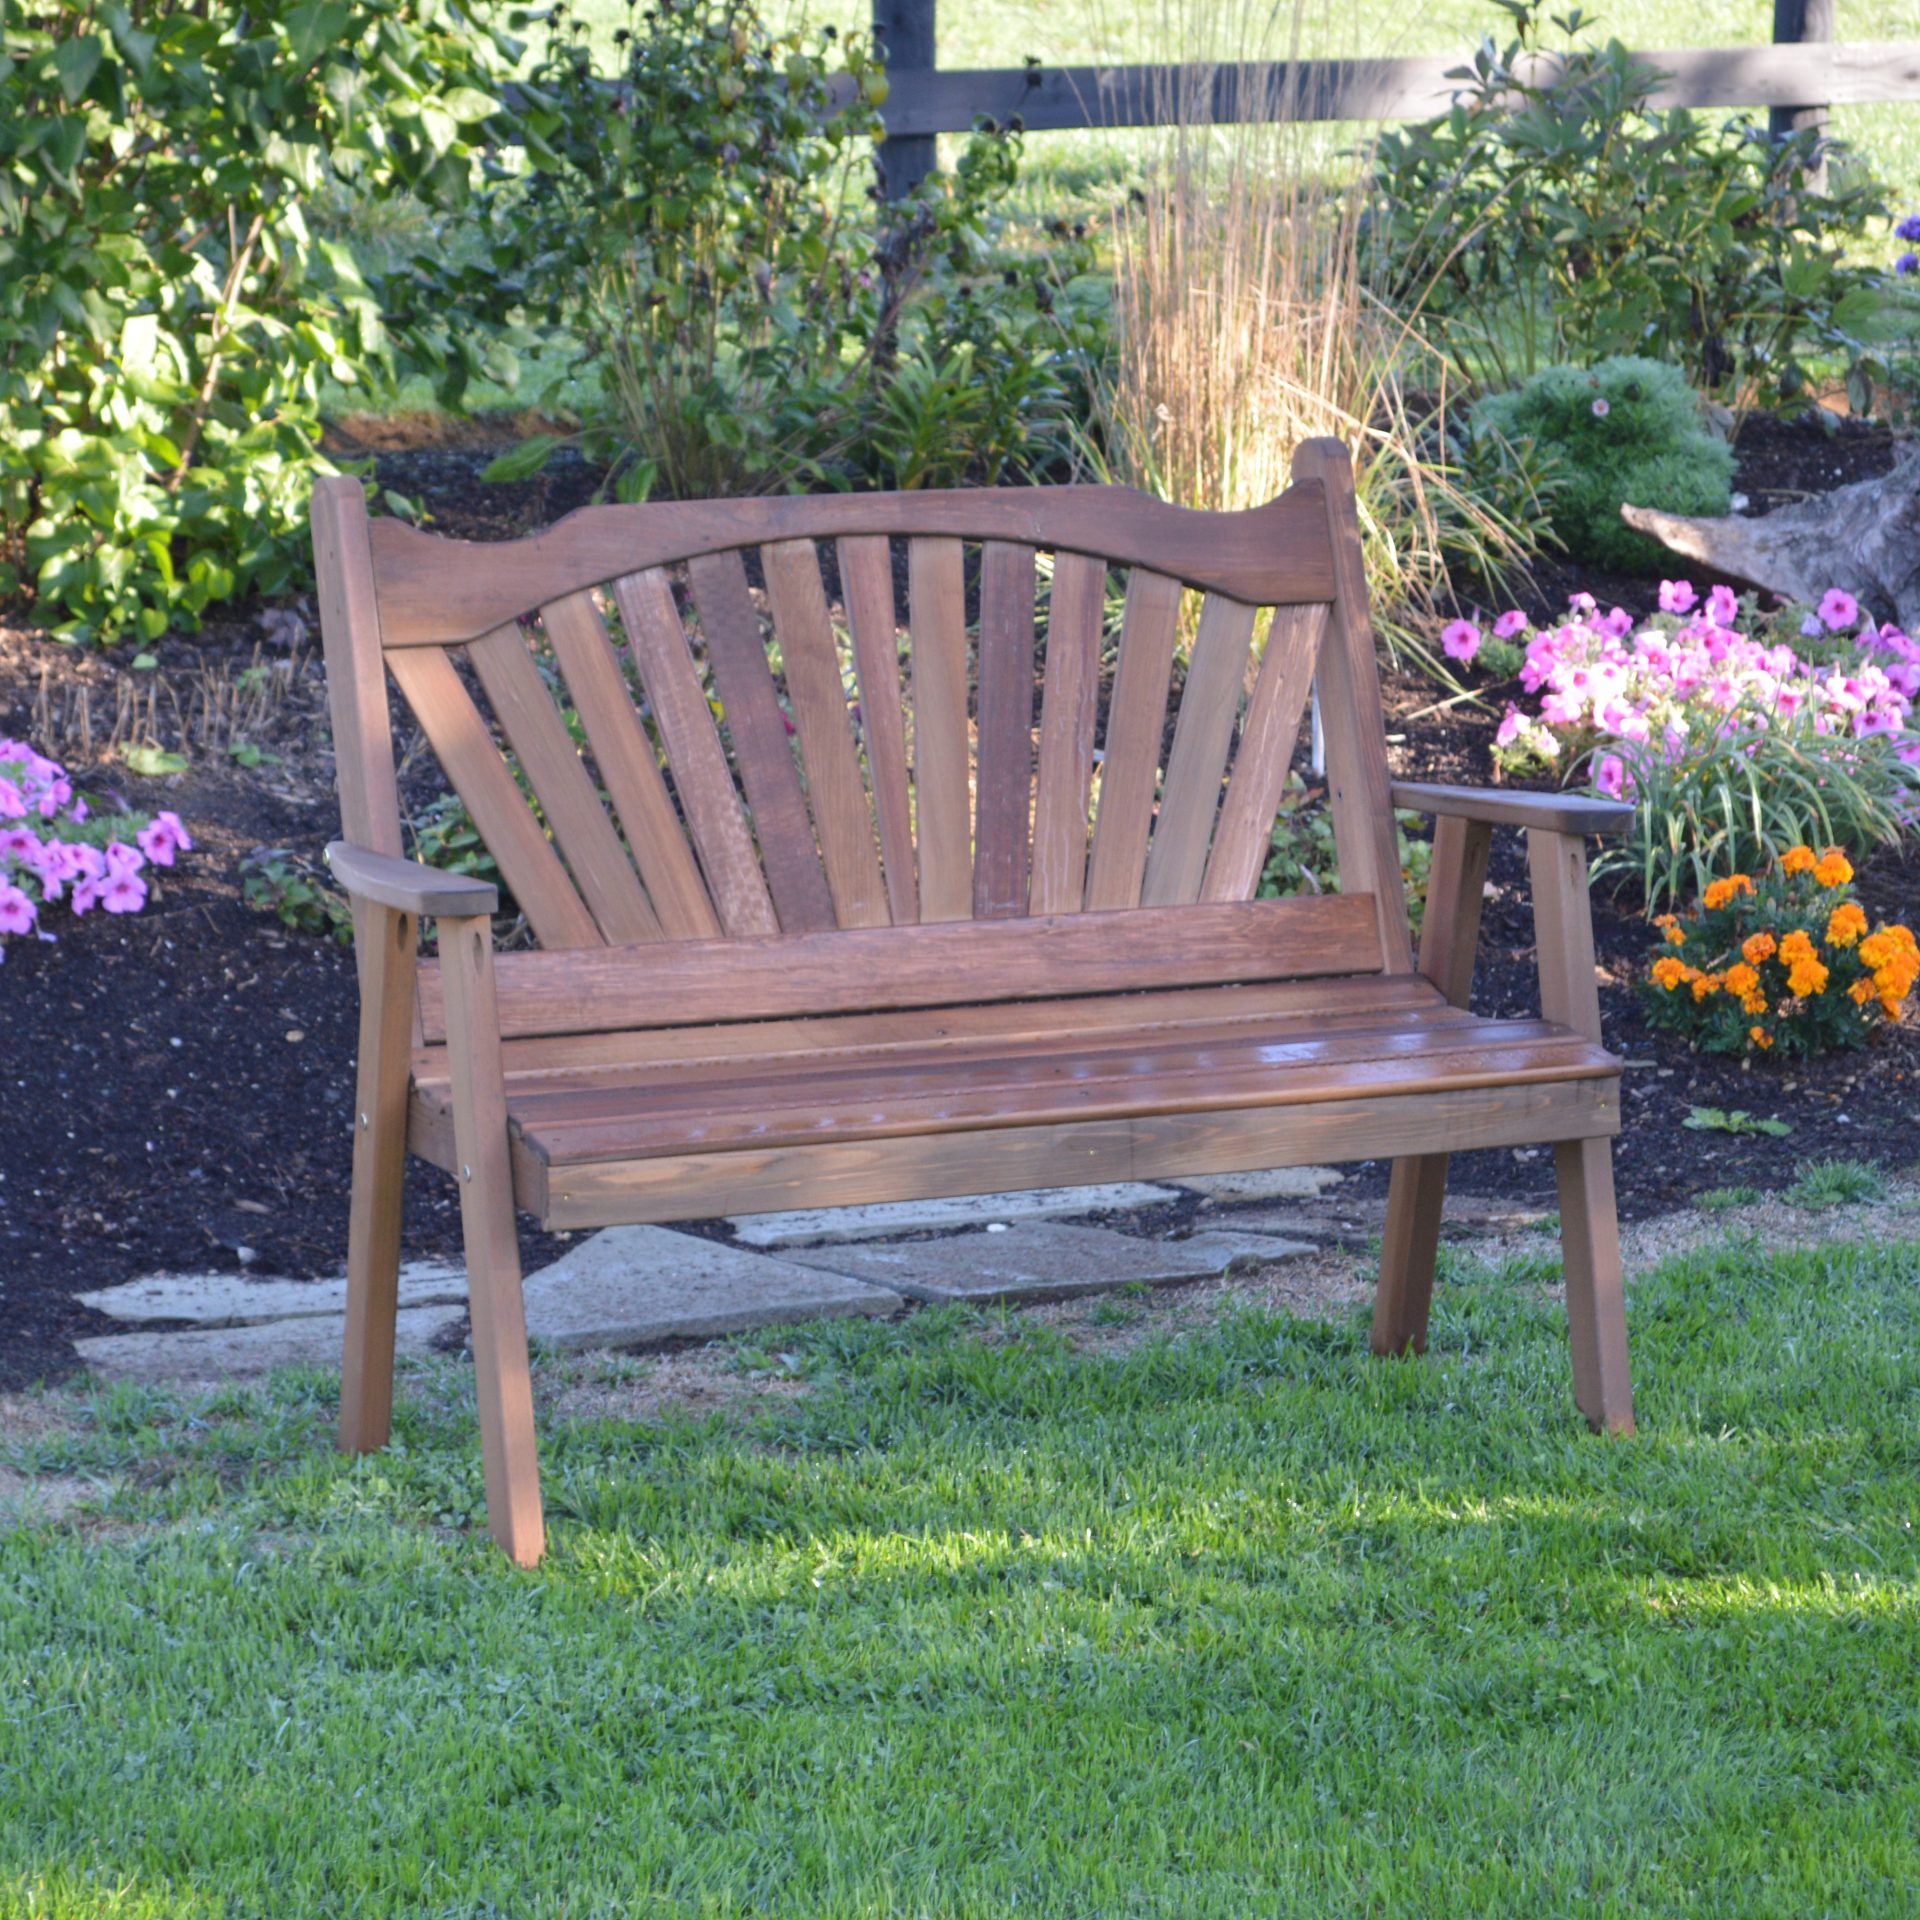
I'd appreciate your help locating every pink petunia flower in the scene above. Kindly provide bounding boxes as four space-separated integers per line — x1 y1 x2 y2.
1495 704 1527 747
1492 609 1529 640
1593 754 1631 800
101 872 147 914
105 840 146 877
1818 588 1860 632
1441 618 1482 664
136 810 193 867
0 883 35 936
1658 580 1697 615
1706 584 1740 627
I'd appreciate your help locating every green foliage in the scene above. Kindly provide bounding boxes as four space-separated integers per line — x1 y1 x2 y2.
441 0 1101 501
1370 1 1889 404
239 848 352 943
1256 773 1432 939
1786 1159 1890 1210
1472 357 1732 574
1693 1185 1761 1211
0 1 519 642
1681 1107 1792 1139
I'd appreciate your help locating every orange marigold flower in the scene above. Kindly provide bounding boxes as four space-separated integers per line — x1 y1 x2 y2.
1742 932 1777 965
1850 979 1877 1006
1654 913 1686 947
1881 992 1906 1019
1651 956 1689 991
1859 933 1893 969
1691 970 1725 1003
1742 991 1768 1016
1781 845 1817 875
1825 903 1868 948
1703 874 1755 911
1886 924 1919 955
1788 958 1829 998
1779 929 1817 965
1814 849 1853 889
1724 963 1760 998
1749 1025 1774 1050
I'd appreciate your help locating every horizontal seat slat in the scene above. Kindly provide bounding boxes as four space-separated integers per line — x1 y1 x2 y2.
413 894 1383 1043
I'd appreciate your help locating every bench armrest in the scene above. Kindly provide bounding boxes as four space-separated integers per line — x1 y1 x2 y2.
1390 781 1633 839
326 841 499 918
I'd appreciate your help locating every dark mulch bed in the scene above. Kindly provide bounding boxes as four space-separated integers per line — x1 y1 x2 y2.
2 412 1916 1389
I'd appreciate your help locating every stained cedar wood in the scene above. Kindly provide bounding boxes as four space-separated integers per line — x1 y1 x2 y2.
1373 814 1493 1357
761 539 889 928
613 567 778 937
1201 602 1326 901
466 624 662 944
687 549 836 933
973 541 1038 918
1392 780 1634 839
907 537 973 922
838 535 917 924
1139 593 1260 907
1082 568 1183 910
369 482 1338 646
384 644 603 950
538 591 720 940
1028 552 1105 914
1289 439 1415 972
414 892 1384 1042
530 1080 1620 1229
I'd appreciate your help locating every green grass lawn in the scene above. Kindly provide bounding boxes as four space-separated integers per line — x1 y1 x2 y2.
5 1216 1920 1916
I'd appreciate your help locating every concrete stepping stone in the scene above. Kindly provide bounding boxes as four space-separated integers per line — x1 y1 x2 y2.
1182 1166 1345 1203
78 1260 467 1326
521 1226 901 1350
727 1182 1181 1249
74 1307 465 1384
785 1221 1313 1305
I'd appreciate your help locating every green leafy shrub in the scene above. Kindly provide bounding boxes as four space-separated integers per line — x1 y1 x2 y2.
0 2 518 642
1257 773 1432 939
1472 358 1732 573
1369 0 1888 405
450 0 1101 501
240 849 352 944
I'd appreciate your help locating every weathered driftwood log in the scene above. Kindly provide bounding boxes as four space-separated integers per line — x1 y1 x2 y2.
1620 450 1920 631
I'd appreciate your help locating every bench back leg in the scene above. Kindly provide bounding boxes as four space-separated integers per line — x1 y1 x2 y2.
1373 815 1492 1356
339 902 421 1454
1555 1138 1635 1432
440 914 547 1566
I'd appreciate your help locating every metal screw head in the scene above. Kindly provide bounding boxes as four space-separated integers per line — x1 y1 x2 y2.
359 1113 370 1130
462 1164 473 1182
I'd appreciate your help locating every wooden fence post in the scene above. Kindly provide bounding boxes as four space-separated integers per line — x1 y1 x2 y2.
875 0 937 198
1770 0 1833 166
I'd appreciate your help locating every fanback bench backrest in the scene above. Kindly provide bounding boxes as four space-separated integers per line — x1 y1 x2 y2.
314 442 1414 1046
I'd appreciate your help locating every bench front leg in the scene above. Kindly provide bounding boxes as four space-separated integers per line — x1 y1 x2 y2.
438 912 546 1566
1375 814 1493 1356
1527 828 1634 1435
339 899 419 1453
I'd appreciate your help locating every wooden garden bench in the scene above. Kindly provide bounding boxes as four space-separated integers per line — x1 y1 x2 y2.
313 439 1635 1566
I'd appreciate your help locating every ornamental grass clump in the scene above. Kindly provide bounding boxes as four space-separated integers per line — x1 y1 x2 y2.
1645 847 1917 1059
1489 582 1919 911
0 739 190 959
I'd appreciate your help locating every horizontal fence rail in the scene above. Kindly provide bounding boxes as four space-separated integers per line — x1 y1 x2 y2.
875 42 1920 139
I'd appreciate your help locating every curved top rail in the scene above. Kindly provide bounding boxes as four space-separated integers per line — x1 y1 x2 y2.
364 481 1336 647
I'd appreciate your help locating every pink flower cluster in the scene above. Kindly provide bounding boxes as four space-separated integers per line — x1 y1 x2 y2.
0 738 192 960
1488 586 1919 804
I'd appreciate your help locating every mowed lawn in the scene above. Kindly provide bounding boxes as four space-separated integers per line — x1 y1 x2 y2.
4 1224 1920 1917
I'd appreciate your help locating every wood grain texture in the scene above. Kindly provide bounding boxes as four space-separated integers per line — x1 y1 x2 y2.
688 549 836 934
613 567 777 937
1201 602 1325 901
972 541 1038 918
386 643 603 950
327 842 497 918
1029 552 1105 915
907 537 973 922
437 913 545 1566
1288 439 1415 973
536 1078 1619 1229
1083 568 1183 911
539 590 720 940
337 902 418 1454
762 539 889 929
416 893 1385 1042
468 623 662 945
1373 814 1494 1357
1391 780 1634 838
839 535 916 925
1141 594 1260 907
368 483 1337 646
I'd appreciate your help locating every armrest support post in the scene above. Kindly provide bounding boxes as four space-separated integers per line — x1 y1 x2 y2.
1526 828 1605 1044
1418 815 1494 1009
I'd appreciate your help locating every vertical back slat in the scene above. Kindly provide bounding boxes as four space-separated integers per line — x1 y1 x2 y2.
972 541 1037 920
907 536 972 923
467 624 663 945
1140 594 1260 907
539 592 721 941
687 550 836 935
613 567 778 938
1201 602 1328 902
386 644 603 949
1082 569 1182 911
839 534 916 925
1029 551 1104 916
762 539 888 929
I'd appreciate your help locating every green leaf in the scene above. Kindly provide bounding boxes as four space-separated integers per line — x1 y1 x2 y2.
440 86 502 124
123 746 188 776
479 435 563 484
285 1 353 69
53 34 106 105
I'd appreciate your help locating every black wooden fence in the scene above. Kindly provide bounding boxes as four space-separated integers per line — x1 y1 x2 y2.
872 0 1920 194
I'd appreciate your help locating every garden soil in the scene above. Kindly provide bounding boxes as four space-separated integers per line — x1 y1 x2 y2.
2 412 1915 1388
